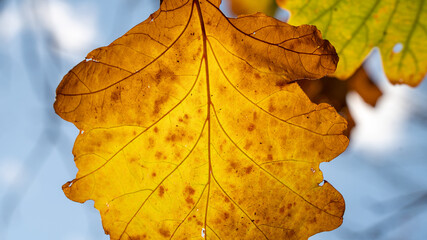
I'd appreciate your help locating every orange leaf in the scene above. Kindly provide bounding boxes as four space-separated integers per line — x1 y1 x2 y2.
54 0 348 239
228 0 278 17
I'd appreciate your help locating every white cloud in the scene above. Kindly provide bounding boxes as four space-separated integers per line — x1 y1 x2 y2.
348 50 411 154
1 1 97 57
0 158 23 187
36 0 97 54
0 4 23 42
348 88 408 153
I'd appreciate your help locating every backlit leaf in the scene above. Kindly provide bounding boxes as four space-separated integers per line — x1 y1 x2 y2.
278 0 427 86
54 0 348 239
228 0 278 17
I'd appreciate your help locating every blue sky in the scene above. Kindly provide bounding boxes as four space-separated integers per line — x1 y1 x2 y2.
1 0 427 239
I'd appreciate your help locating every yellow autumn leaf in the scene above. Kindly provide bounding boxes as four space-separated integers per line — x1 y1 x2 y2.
278 0 427 86
228 0 278 17
54 0 348 239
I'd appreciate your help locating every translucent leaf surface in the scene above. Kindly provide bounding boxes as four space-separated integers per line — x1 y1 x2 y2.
54 0 348 239
228 0 278 17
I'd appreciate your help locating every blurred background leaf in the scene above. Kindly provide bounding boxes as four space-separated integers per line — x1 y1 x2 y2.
277 0 427 87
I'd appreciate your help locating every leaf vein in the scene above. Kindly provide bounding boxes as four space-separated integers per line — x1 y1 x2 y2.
208 40 341 136
119 118 208 239
399 0 425 70
58 2 196 97
211 172 270 240
169 183 209 239
211 104 342 219
68 52 204 185
205 0 336 57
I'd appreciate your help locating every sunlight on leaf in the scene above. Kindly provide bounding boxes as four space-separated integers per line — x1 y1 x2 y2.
54 0 348 239
278 0 427 86
228 0 278 17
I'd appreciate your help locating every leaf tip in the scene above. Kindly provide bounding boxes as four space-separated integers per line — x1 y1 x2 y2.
62 180 73 197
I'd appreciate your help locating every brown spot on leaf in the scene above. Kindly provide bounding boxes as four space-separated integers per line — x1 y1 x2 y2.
275 162 284 167
244 141 253 150
154 70 162 84
247 123 255 132
158 227 170 237
244 166 253 174
185 186 195 195
151 172 157 177
148 137 155 148
166 134 177 142
254 72 261 79
155 151 163 159
158 186 165 197
111 92 120 102
185 196 194 205
154 66 176 83
267 154 273 160
276 80 287 87
153 95 168 115
129 234 147 240
105 132 112 140
166 129 188 142
178 114 190 124
110 89 120 102
280 206 285 213
268 103 276 112
223 212 230 220
285 230 296 238
230 161 239 171
153 127 158 133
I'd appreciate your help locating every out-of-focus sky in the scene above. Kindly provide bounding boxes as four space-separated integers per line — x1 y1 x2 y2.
0 0 426 239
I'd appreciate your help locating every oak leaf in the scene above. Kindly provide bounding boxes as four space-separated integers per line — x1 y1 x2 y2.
223 0 382 136
54 0 348 239
278 0 427 86
228 0 278 17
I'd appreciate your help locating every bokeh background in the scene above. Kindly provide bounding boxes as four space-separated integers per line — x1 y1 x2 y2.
1 0 427 239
